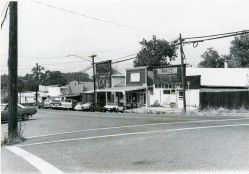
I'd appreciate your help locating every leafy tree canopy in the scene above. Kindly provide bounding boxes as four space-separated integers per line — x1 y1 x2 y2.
61 72 92 84
134 36 178 68
228 33 249 67
198 48 224 68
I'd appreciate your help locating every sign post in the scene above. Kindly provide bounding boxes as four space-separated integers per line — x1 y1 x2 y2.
187 81 191 111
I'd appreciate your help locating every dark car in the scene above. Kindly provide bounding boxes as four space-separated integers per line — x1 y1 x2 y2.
1 103 37 122
89 103 106 112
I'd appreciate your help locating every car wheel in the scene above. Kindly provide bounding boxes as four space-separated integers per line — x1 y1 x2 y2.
91 109 94 112
22 114 29 121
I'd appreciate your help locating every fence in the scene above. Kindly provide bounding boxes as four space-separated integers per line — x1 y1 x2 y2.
200 91 249 109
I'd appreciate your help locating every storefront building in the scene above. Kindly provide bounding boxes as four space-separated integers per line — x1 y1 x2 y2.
92 66 153 108
150 65 201 108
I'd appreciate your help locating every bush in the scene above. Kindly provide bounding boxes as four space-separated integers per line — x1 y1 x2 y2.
151 100 162 107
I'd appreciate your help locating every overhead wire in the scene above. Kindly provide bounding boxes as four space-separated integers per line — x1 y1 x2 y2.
184 30 249 40
1 2 9 29
33 1 169 36
1 1 9 16
182 30 249 47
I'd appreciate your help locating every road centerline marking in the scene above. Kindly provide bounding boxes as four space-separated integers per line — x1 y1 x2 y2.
5 146 64 174
25 117 249 139
18 123 249 147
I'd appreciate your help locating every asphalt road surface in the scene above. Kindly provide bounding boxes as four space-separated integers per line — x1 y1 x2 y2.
2 109 249 173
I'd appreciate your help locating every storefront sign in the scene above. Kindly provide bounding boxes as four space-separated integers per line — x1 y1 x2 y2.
157 67 177 75
130 73 140 82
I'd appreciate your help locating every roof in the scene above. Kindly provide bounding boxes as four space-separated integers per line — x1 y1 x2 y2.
81 86 147 93
56 94 80 97
82 82 94 91
186 68 249 87
126 66 148 71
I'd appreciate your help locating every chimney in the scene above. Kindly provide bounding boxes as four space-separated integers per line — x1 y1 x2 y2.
224 59 228 68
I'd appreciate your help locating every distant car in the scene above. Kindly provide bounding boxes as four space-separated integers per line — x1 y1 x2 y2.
104 103 124 113
74 102 83 111
89 103 106 112
60 99 78 110
51 100 62 109
1 103 37 122
81 102 93 111
43 99 53 109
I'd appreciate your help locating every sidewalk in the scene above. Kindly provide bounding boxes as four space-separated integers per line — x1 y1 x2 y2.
125 106 183 115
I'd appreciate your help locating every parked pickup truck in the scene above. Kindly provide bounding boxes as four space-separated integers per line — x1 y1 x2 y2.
104 103 124 113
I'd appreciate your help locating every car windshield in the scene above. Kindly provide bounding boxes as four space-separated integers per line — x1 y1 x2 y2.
17 104 25 108
84 102 92 105
107 103 117 106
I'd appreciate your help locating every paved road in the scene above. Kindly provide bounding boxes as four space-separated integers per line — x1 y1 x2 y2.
2 109 249 173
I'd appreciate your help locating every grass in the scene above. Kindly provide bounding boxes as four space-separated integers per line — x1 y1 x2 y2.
1 121 26 146
126 106 249 117
188 107 249 116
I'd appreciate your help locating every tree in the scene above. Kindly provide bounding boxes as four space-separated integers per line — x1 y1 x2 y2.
198 48 224 68
42 71 67 86
134 36 178 68
31 63 45 83
228 33 249 67
61 72 92 84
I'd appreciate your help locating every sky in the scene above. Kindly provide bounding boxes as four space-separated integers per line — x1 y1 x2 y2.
1 0 249 77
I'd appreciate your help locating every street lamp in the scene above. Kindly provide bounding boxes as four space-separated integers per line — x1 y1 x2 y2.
67 54 97 104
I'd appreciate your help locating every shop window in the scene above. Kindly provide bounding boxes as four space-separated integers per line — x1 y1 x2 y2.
163 90 170 94
171 89 176 94
179 91 183 99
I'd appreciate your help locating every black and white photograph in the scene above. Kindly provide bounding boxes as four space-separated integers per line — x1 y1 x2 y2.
1 0 249 173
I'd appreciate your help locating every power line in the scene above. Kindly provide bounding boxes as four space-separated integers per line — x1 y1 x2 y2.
33 1 168 36
1 44 141 59
183 31 249 45
184 30 249 40
1 2 9 28
1 1 9 16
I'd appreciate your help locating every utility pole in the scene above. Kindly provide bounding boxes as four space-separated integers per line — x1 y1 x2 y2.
90 55 97 103
35 63 39 105
8 1 18 143
179 33 186 113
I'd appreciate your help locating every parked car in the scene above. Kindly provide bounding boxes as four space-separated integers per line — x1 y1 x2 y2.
43 99 53 109
60 99 78 110
51 100 62 109
89 103 106 112
81 102 93 111
74 102 83 111
1 103 37 122
104 103 124 113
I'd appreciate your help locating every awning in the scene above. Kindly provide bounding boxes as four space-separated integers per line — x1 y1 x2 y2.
97 86 147 93
81 86 147 94
56 94 80 97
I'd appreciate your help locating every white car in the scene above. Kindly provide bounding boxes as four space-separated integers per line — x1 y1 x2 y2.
81 102 93 111
74 102 83 111
104 103 124 113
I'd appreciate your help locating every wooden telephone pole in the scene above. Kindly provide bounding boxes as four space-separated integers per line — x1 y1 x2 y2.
90 55 97 103
35 63 39 105
179 33 186 113
8 1 18 143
